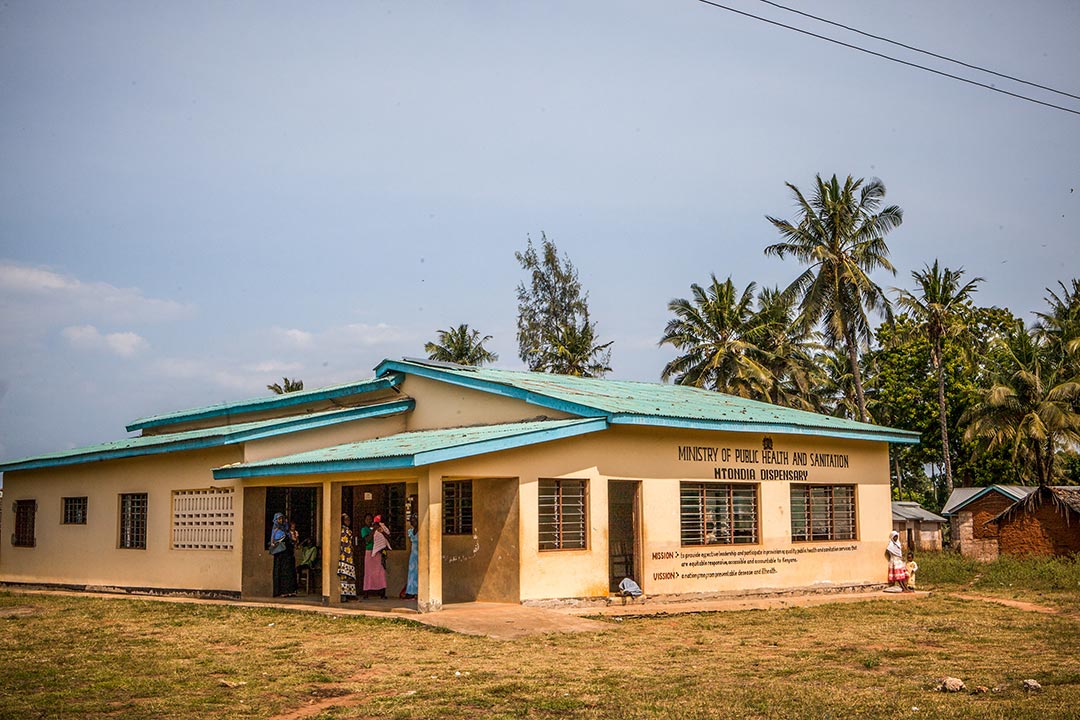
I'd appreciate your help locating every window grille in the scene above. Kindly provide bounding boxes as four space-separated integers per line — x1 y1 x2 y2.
790 485 856 542
63 497 88 525
119 493 148 549
12 500 36 547
172 489 234 550
538 479 587 550
680 483 758 546
442 481 473 535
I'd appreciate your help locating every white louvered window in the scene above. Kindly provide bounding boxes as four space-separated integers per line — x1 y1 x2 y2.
538 479 587 550
172 489 234 550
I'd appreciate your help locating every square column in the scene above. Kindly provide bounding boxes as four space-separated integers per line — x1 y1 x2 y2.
417 468 443 612
321 479 339 605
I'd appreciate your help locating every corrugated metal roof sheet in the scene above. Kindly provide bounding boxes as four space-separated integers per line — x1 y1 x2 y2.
126 374 403 432
940 485 1036 516
0 399 414 472
891 501 946 523
375 359 920 444
213 417 607 479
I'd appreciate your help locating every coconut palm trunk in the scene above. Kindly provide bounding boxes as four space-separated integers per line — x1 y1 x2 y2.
933 340 954 496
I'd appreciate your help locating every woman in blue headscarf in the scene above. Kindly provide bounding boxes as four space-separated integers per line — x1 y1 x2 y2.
269 512 297 597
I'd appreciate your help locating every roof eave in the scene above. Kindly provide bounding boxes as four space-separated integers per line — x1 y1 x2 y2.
608 414 921 444
0 399 414 473
212 417 609 480
125 373 405 433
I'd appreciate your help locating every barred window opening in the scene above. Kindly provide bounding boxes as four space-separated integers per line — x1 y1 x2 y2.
119 493 148 549
13 500 36 547
538 479 587 550
63 497 88 525
680 483 758 546
790 485 856 542
172 489 234 550
442 481 473 535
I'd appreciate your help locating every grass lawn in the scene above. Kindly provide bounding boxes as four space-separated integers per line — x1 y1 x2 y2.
2 554 1078 719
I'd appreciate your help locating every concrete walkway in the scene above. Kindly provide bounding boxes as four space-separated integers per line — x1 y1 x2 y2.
2 585 926 640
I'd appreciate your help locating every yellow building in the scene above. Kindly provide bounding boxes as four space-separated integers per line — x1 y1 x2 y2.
0 358 918 611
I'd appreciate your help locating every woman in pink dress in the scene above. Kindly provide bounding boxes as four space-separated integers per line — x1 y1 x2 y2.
363 515 391 599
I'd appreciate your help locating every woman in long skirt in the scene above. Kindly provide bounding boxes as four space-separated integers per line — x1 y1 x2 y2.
338 513 358 601
270 513 297 597
363 515 390 599
405 515 418 600
886 531 910 592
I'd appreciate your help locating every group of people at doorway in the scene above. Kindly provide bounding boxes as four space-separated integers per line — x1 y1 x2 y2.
337 513 419 601
268 512 316 598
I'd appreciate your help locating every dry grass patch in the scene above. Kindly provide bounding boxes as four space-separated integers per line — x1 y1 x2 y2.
1 590 1078 719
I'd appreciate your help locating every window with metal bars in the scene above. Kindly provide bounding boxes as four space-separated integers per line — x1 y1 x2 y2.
790 485 856 542
172 489 233 550
538 479 587 550
442 481 473 535
62 497 88 525
119 493 148 549
12 500 36 547
680 483 758 546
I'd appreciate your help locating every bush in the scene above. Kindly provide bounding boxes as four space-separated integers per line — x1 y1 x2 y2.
915 551 980 586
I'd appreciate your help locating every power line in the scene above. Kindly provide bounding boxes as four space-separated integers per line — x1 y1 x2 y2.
694 0 1080 117
752 0 1080 102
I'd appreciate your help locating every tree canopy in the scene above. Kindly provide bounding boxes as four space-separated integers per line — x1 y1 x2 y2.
424 324 498 366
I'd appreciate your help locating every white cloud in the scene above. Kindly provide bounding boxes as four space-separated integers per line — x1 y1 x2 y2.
245 360 304 373
0 261 191 330
61 325 148 357
340 322 412 346
272 327 314 348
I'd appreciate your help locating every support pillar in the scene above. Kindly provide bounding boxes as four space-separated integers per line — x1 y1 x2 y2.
321 479 339 605
417 468 443 612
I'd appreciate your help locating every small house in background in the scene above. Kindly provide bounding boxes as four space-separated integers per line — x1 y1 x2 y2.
989 486 1080 558
891 501 946 552
941 485 1037 561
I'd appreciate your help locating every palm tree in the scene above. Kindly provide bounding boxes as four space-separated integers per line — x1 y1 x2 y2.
814 347 865 420
753 286 822 410
895 261 983 496
963 323 1080 485
659 275 770 397
1035 279 1080 377
542 317 613 377
424 324 499 366
267 377 304 394
764 174 903 422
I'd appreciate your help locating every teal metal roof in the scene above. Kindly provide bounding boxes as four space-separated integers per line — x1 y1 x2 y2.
126 373 404 432
374 359 920 445
213 417 607 479
0 398 414 473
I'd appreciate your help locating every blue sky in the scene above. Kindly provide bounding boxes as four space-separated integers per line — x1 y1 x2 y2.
1 1 1078 465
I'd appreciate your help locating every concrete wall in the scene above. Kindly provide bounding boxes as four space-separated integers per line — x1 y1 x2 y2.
244 414 407 463
998 503 1080 557
1 447 244 592
400 374 574 431
442 478 520 603
425 424 892 602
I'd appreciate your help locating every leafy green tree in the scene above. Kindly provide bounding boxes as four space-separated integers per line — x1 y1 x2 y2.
894 261 983 497
1035 279 1080 377
424 324 499 366
659 275 769 396
515 233 612 377
267 377 304 394
764 174 902 422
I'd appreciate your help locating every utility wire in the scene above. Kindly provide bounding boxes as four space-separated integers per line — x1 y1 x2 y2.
752 0 1080 101
695 0 1080 117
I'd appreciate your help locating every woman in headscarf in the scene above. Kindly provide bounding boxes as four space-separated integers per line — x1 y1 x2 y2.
338 513 358 601
269 513 297 598
886 530 910 592
363 514 390 599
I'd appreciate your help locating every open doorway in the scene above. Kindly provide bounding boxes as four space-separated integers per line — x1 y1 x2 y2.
608 480 641 593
